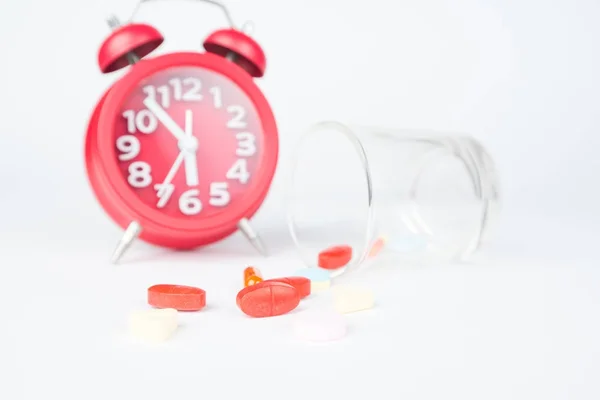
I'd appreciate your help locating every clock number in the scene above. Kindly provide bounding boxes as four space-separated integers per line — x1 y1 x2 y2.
168 78 183 101
179 189 202 215
209 182 230 206
182 77 202 101
116 135 140 161
156 85 170 108
209 87 222 109
226 105 247 129
142 85 170 108
122 109 157 134
154 183 175 208
143 78 202 106
128 161 152 188
226 159 250 184
235 132 256 157
168 78 203 101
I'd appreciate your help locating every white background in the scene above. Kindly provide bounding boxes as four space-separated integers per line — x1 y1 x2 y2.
1 0 599 398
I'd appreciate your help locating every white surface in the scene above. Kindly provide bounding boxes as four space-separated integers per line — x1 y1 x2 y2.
1 0 599 399
292 310 348 342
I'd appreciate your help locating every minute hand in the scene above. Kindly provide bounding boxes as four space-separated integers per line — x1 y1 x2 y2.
143 97 186 142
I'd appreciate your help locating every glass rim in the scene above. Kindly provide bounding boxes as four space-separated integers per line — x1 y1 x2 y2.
285 120 376 277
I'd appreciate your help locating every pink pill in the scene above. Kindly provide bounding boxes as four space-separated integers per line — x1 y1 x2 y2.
293 311 347 342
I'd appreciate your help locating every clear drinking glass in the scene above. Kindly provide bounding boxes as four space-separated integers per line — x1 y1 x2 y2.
285 121 500 277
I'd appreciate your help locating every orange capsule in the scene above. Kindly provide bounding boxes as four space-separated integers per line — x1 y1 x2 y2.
244 266 263 287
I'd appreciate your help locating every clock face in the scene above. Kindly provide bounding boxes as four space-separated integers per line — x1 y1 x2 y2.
112 66 264 219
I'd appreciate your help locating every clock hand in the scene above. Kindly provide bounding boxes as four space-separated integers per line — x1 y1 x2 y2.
143 96 186 142
159 152 185 187
183 109 199 186
153 109 197 206
154 152 185 208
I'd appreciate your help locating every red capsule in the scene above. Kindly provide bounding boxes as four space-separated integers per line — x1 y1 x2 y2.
318 245 353 270
236 281 300 318
148 284 206 311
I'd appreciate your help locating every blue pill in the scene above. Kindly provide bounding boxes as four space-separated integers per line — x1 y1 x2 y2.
294 268 330 282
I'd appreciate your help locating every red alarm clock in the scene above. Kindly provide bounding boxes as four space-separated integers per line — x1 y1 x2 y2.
85 0 278 263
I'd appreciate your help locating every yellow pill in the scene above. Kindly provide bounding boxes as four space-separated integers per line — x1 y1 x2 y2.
332 285 375 314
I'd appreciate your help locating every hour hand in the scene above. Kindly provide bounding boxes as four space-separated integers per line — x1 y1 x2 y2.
183 109 199 186
143 96 186 142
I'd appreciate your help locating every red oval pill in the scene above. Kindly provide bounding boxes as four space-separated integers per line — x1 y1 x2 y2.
318 245 353 270
236 281 300 318
263 277 311 298
236 284 256 308
148 284 206 311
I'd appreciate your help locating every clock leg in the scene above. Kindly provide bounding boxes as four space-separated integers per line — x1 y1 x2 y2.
238 218 268 257
111 221 142 264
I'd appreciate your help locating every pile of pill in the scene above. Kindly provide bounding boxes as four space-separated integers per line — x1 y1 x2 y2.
128 284 207 342
236 266 317 317
128 244 377 343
